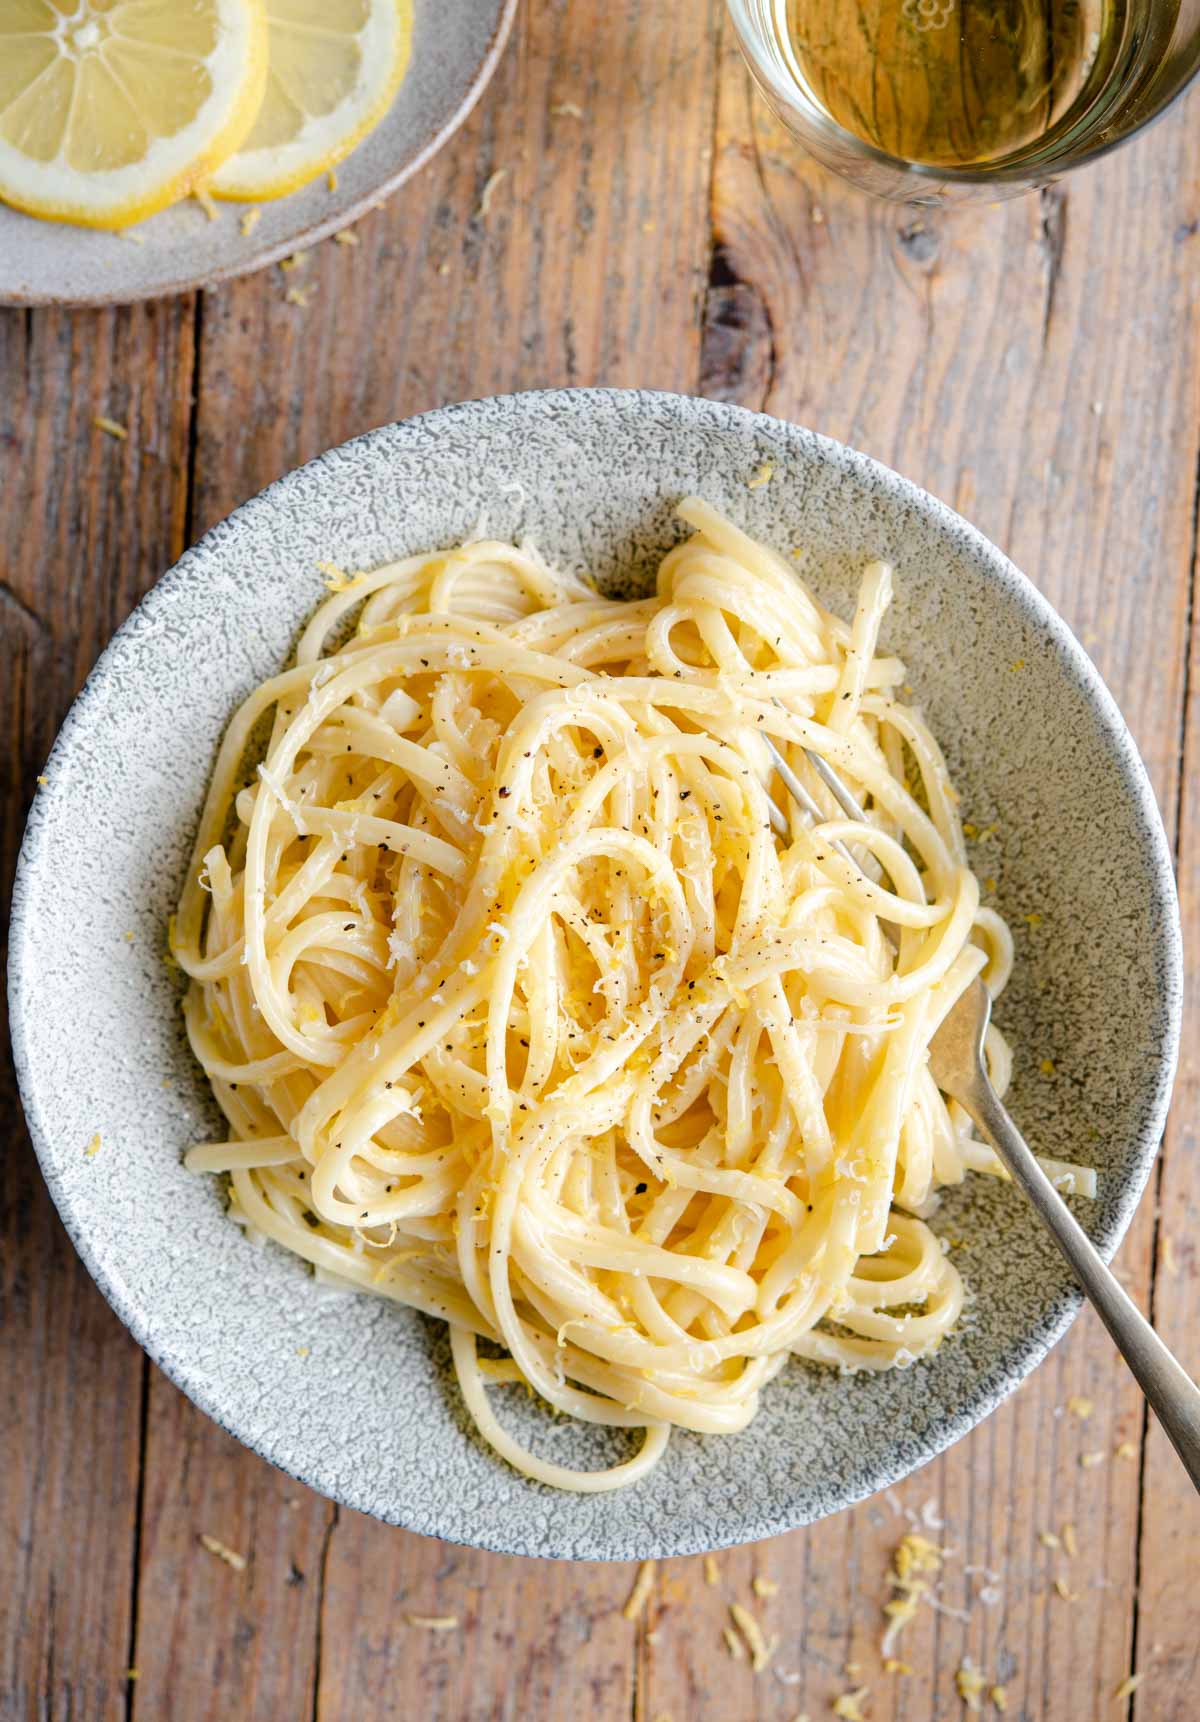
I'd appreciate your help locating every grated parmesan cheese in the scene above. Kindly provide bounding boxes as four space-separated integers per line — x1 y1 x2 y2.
405 1613 459 1631
199 1534 246 1571
704 1554 720 1586
85 1132 101 1159
93 415 128 441
753 1575 779 1599
722 1624 745 1659
729 1601 774 1671
1067 1395 1094 1420
832 1686 870 1720
477 168 508 219
623 1560 656 1621
1113 1673 1144 1700
955 1659 985 1712
989 1684 1008 1712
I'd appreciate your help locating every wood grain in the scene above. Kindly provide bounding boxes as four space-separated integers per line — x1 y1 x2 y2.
1131 584 1200 1721
187 0 722 541
315 1515 636 1722
0 299 196 1720
3 3 1198 1719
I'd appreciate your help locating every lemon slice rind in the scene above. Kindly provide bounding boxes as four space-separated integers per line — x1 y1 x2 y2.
209 1 412 203
0 0 269 231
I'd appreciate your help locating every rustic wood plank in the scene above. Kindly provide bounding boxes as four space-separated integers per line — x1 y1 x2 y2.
187 0 722 542
1131 569 1200 1719
640 30 1199 1722
126 1387 330 1719
0 297 196 1721
125 5 724 1719
315 1514 636 1722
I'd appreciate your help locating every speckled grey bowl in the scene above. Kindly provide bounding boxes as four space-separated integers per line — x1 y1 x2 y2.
9 390 1182 1560
0 0 516 308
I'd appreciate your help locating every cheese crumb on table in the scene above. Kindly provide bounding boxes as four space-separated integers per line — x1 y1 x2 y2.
955 1659 985 1712
623 1560 656 1621
753 1575 779 1599
989 1684 1008 1712
93 416 128 441
1067 1395 1094 1419
198 1534 246 1571
722 1624 745 1659
703 1553 719 1586
477 168 508 219
404 1614 459 1631
729 1601 774 1671
1080 1450 1106 1469
1061 1523 1078 1558
1114 1673 1144 1700
831 1686 870 1720
85 1132 101 1159
240 209 262 237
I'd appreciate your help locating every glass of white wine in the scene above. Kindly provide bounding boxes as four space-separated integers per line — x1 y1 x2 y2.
727 0 1200 201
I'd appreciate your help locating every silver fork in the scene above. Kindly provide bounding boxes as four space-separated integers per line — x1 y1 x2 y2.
765 737 1200 1493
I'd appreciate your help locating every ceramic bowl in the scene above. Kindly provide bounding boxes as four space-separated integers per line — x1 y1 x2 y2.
9 390 1182 1559
0 0 516 308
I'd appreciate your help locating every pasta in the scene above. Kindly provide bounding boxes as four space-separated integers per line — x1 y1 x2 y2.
176 497 1084 1491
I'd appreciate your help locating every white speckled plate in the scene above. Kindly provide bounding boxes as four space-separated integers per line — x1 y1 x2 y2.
0 0 516 309
9 391 1182 1559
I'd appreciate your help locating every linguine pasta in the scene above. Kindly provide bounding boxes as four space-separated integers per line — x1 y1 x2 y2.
176 498 1084 1491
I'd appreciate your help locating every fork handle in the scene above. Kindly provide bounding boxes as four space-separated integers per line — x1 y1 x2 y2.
960 1078 1200 1494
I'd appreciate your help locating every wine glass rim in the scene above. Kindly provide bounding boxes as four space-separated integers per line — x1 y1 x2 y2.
724 0 1200 191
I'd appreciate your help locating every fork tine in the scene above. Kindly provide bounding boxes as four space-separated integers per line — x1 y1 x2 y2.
763 737 862 873
804 747 867 823
762 737 826 824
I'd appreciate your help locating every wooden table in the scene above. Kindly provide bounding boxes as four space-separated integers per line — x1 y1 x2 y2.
3 6 1198 1719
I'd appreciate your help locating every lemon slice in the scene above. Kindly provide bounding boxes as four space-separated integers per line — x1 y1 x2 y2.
0 0 268 230
210 0 412 203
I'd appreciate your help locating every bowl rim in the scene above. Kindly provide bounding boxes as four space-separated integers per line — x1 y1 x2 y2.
8 388 1184 1557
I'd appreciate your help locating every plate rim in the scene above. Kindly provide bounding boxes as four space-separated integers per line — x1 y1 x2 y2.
0 0 519 311
8 388 1185 1557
